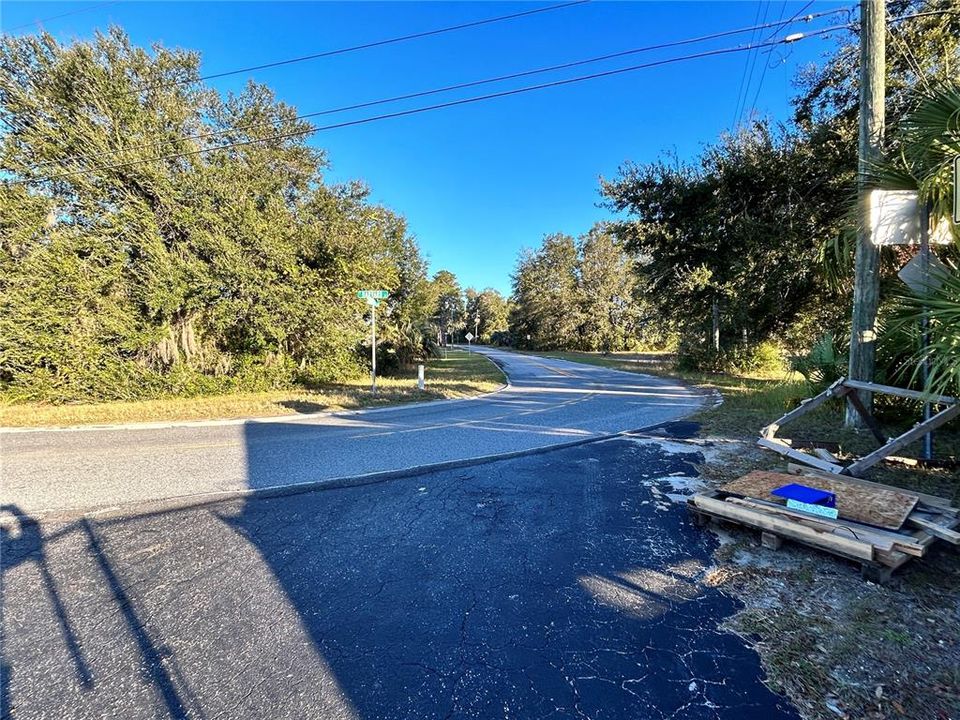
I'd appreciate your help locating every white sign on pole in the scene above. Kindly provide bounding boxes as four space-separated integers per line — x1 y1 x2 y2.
898 252 949 296
465 332 474 342
870 190 952 246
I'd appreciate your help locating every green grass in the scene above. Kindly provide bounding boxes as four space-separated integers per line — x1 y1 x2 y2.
526 349 823 438
525 349 960 499
0 349 505 428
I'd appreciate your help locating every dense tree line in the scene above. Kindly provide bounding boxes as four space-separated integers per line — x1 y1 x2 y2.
0 30 488 402
509 225 661 352
4 2 957 402
426 271 510 346
465 287 511 345
509 0 959 385
599 119 850 366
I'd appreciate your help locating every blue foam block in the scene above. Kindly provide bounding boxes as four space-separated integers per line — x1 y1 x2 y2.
771 483 836 508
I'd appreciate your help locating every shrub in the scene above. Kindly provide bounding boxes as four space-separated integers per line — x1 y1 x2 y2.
789 333 848 386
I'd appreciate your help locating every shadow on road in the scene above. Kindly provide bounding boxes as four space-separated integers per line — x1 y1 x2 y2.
1 505 93 716
2 507 205 719
1 422 799 718
276 399 328 414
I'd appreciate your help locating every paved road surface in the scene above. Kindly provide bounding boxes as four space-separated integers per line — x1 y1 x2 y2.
1 434 798 719
1 348 704 515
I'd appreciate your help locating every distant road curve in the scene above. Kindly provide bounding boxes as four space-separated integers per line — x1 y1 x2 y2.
1 347 706 515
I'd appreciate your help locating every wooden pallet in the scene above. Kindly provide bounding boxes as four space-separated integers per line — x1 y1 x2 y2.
688 473 960 583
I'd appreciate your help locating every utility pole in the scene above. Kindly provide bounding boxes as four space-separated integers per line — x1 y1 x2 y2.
846 0 885 427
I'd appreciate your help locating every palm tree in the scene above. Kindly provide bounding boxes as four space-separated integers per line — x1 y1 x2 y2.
875 83 960 396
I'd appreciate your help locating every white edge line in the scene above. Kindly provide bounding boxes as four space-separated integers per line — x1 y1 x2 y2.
0 351 716 524
1 362 511 435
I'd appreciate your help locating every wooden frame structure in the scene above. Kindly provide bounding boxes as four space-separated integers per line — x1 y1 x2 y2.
759 377 959 477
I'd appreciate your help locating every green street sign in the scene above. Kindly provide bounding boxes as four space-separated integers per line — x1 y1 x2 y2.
356 290 389 300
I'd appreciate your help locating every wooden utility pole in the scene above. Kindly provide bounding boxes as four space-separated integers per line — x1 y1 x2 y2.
845 0 885 427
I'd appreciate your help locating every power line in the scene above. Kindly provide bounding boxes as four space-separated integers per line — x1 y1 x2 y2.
130 0 591 95
13 8 950 186
744 0 795 123
739 0 774 125
33 7 850 171
774 0 817 35
3 1 118 33
757 0 818 56
17 26 850 187
731 0 767 128
749 2 953 118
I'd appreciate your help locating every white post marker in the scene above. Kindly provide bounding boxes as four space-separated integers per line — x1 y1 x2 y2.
417 364 425 390
357 290 389 394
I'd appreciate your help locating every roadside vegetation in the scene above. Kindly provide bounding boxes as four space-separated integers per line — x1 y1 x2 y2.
530 346 960 719
0 31 512 415
506 25 960 709
0 349 503 428
3 3 959 718
522 38 960 703
505 2 959 405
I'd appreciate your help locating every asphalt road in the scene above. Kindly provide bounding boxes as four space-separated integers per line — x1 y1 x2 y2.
1 434 798 719
1 348 705 515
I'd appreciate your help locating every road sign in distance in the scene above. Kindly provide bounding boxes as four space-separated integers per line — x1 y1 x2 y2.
357 290 389 300
465 332 475 342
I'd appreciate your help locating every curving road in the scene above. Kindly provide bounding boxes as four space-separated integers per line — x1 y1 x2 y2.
1 347 705 515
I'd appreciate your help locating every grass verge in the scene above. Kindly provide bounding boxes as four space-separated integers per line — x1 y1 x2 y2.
528 349 959 500
532 349 960 719
0 349 505 428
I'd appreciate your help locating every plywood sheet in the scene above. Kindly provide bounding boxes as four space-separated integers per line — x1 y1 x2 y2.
721 470 919 530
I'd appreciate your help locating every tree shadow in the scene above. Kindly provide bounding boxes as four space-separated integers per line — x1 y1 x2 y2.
276 399 329 414
1 437 799 718
213 434 800 718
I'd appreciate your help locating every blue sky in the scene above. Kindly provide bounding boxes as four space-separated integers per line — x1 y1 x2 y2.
2 1 849 294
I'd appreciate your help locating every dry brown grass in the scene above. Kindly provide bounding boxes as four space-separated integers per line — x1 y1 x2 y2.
0 350 505 428
531 349 960 719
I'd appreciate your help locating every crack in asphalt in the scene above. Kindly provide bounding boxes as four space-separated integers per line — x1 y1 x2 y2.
2 431 799 719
